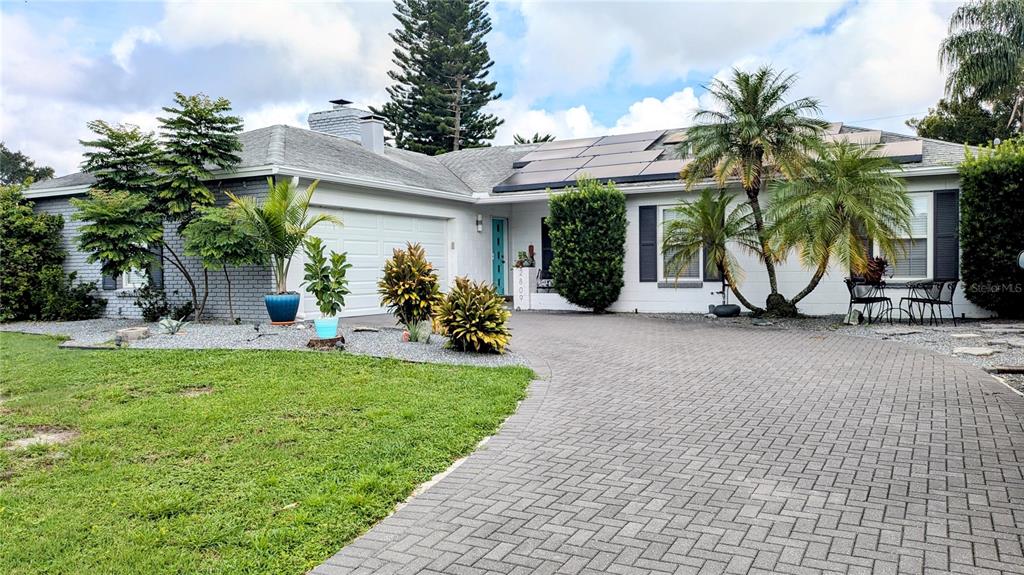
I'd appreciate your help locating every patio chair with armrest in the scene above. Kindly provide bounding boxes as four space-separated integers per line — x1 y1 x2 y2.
900 279 958 326
536 268 555 293
845 278 892 324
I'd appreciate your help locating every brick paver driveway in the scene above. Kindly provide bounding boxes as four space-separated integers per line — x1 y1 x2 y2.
314 313 1024 574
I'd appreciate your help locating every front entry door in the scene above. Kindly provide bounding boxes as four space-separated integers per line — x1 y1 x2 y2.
491 219 506 294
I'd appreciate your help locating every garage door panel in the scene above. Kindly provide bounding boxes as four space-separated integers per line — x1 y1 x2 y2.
304 208 449 316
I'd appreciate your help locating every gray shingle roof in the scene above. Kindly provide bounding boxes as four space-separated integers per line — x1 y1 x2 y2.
30 122 969 196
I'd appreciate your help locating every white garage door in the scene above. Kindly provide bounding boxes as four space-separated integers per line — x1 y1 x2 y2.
302 209 449 317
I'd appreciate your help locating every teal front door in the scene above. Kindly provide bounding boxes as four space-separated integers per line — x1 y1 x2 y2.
491 219 506 293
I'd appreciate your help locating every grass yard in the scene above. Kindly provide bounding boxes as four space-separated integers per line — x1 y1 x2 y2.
0 333 532 575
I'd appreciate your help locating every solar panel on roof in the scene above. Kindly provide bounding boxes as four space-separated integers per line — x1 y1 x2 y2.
494 169 577 190
874 140 923 163
660 131 688 144
581 140 655 156
824 130 881 145
593 130 665 146
533 137 601 151
582 150 661 168
515 146 589 166
640 159 690 176
518 156 591 172
572 162 650 181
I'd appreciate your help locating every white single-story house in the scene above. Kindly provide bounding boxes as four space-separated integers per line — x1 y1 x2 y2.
27 99 991 320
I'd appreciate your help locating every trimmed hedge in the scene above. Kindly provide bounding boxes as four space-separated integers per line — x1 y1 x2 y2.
959 139 1024 318
547 178 627 312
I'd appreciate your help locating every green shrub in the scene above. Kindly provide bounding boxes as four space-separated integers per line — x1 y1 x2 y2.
37 266 106 320
435 277 511 353
547 178 627 312
0 184 66 321
959 139 1024 318
134 283 171 322
378 242 440 338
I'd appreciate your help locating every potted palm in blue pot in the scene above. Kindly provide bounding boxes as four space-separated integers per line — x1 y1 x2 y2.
228 178 338 324
302 237 352 338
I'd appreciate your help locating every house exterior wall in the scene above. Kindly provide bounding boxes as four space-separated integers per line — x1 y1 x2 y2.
287 178 511 314
32 177 275 322
504 174 993 318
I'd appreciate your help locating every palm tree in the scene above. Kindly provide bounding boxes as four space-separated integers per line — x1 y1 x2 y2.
768 141 913 305
940 0 1024 129
227 178 339 294
681 66 827 314
662 189 763 313
513 132 556 144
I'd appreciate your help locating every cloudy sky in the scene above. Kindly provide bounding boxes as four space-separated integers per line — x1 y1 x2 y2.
1 0 962 175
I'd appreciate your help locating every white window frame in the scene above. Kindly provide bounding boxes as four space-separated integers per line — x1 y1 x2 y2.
657 205 703 282
881 193 932 281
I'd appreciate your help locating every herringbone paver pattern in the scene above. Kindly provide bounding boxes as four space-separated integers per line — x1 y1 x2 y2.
312 313 1024 574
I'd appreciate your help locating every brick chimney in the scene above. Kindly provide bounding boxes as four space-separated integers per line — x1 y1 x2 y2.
307 98 371 142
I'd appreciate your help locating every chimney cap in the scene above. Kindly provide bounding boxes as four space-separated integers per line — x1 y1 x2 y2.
360 114 386 122
329 98 354 106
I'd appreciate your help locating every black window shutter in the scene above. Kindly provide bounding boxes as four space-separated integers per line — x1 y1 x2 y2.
639 205 657 282
540 217 553 274
933 190 960 280
102 273 117 290
147 243 164 289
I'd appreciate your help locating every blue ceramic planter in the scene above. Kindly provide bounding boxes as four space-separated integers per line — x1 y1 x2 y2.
265 293 300 324
314 317 339 339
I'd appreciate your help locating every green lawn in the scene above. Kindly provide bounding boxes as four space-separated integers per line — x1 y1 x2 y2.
0 333 532 575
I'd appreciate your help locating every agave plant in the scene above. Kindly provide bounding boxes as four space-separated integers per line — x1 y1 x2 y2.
227 178 338 294
434 277 511 353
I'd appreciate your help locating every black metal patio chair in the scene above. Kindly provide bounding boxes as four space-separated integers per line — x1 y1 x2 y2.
845 278 892 324
901 279 959 326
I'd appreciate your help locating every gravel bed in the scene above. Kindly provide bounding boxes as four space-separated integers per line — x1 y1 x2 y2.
649 313 1024 372
1 319 523 367
0 319 138 346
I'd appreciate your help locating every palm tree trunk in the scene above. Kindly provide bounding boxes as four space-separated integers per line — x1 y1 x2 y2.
724 268 764 314
745 182 779 295
789 257 830 305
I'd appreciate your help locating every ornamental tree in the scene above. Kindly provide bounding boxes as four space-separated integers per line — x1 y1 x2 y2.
183 206 264 322
73 93 245 321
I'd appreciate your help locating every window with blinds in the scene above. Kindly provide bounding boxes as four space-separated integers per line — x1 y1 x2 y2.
660 208 701 280
886 195 929 279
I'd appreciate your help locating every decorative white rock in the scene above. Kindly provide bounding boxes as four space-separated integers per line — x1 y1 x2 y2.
115 327 150 342
953 347 999 357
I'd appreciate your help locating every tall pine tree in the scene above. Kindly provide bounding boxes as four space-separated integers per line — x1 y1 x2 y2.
374 0 502 155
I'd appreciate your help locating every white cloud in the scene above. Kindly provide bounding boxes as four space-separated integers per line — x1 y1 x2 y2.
497 1 842 101
111 26 161 72
492 87 700 144
721 0 956 133
242 101 313 130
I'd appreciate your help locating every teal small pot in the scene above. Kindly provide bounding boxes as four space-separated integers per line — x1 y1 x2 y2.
314 317 339 339
265 293 300 323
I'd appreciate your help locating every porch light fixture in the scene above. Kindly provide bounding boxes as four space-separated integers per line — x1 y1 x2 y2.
476 214 483 233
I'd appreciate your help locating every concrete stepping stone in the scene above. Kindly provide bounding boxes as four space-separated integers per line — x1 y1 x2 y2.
989 337 1024 348
950 333 982 339
116 326 150 342
953 347 999 357
875 327 923 336
981 326 1024 334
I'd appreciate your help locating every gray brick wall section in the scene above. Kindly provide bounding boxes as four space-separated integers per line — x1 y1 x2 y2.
32 177 276 322
307 105 367 141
